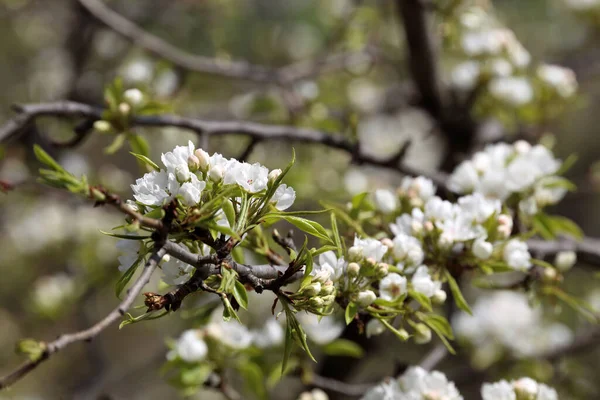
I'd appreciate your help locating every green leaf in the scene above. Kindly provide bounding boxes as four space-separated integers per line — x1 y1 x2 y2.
379 319 409 341
16 339 46 361
282 317 294 374
115 254 144 297
345 302 358 325
233 280 249 310
547 215 584 240
408 290 432 312
238 361 267 400
532 214 556 240
542 286 598 323
222 198 236 228
311 245 339 257
350 192 369 218
330 213 343 257
129 152 160 172
221 296 241 323
180 364 213 387
128 134 150 158
556 153 578 175
99 230 150 240
322 339 364 358
445 271 472 315
419 313 454 339
268 215 333 244
119 310 169 329
33 145 65 172
104 133 127 154
531 258 555 269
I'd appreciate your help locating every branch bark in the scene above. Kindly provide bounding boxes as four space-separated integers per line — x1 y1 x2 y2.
0 245 166 390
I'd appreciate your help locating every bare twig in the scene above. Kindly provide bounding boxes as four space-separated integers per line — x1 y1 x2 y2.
527 236 600 267
306 374 375 397
0 246 166 390
418 344 448 371
0 101 449 189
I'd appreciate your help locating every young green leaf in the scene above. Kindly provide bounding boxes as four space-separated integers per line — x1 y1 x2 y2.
345 302 358 325
129 152 160 172
115 255 144 298
408 290 433 312
233 280 249 310
445 271 472 315
128 134 150 158
322 339 365 358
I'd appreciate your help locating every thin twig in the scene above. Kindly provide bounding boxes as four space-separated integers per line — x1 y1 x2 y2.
307 374 375 397
527 236 600 267
0 101 450 189
418 344 448 371
0 246 166 390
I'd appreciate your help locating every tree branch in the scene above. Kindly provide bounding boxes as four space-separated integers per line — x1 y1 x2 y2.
306 373 375 397
527 236 600 266
0 101 449 189
0 245 166 390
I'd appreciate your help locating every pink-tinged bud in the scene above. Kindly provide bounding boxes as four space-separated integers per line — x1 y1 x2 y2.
497 214 513 226
366 257 377 267
376 262 389 276
381 238 394 249
347 262 360 276
424 221 434 232
194 149 210 171
411 220 423 234
497 224 511 239
514 140 532 154
187 154 200 171
348 246 363 261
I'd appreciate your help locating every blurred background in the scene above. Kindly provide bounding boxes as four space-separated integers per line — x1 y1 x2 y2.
0 0 599 399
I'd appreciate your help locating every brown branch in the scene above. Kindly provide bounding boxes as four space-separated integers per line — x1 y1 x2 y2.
527 236 600 267
0 101 450 189
93 188 164 231
0 245 166 390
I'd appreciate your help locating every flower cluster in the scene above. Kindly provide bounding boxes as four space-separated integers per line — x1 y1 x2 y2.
131 140 295 210
446 3 577 118
449 141 568 215
362 366 462 400
453 291 573 361
482 377 558 400
362 367 558 400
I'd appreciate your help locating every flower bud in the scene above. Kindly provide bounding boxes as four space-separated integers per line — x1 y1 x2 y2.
514 140 532 154
311 389 328 400
356 290 377 307
555 250 576 272
348 246 363 261
321 295 336 306
93 120 112 133
366 257 377 267
396 328 410 341
187 154 200 171
118 102 131 115
347 262 360 277
543 267 558 282
432 289 447 305
175 165 190 183
472 239 493 259
414 323 432 344
424 221 434 232
313 270 330 284
303 282 321 297
309 297 324 309
375 262 389 277
366 319 386 338
513 378 538 400
209 165 224 182
90 187 106 202
268 168 282 184
320 280 335 296
438 233 454 249
381 238 394 249
194 149 210 172
409 197 424 209
497 224 512 239
123 88 144 106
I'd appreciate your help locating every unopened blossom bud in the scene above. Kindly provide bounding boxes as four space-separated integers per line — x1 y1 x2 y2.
497 224 512 239
356 290 377 307
312 389 328 400
123 88 144 106
321 295 336 306
473 239 493 259
366 257 377 267
381 238 394 249
348 246 363 261
366 319 386 338
414 323 432 344
411 220 423 234
347 262 360 277
498 214 513 228
209 165 224 182
313 270 330 284
175 165 190 182
118 102 131 115
320 280 335 296
432 289 447 305
555 250 576 272
409 197 424 208
309 297 324 309
543 268 558 282
187 154 200 171
93 120 112 133
513 378 538 400
376 262 389 277
303 282 321 297
424 221 434 232
268 168 282 184
514 140 532 154
396 328 410 341
438 233 454 249
194 149 210 172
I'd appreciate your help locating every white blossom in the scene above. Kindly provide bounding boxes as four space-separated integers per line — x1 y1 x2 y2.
123 88 144 106
451 61 481 90
116 239 143 272
161 255 195 285
366 319 386 338
224 162 269 193
411 266 441 297
379 273 407 301
314 251 346 282
374 189 397 213
297 313 344 345
174 330 208 363
398 367 463 400
537 64 577 98
481 380 516 400
205 319 253 350
356 290 377 307
400 176 436 201
489 76 534 106
473 238 493 259
271 184 296 210
252 318 284 348
131 170 171 206
392 234 424 266
503 239 532 271
353 237 388 262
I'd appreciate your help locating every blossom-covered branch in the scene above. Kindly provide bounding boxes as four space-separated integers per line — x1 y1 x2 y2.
0 246 166 389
